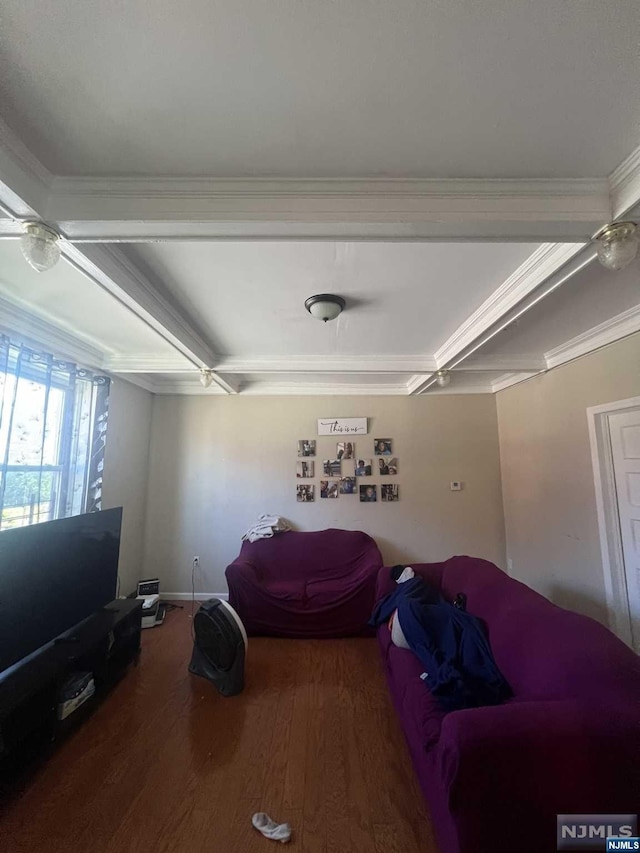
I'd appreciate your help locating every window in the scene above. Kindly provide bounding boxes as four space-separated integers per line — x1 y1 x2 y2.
0 335 110 530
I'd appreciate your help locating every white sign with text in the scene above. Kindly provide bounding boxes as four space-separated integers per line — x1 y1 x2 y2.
317 418 368 436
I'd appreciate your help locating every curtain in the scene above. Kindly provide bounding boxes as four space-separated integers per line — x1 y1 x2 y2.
0 335 110 530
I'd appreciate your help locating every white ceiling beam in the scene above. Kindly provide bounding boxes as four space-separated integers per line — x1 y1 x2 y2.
105 354 547 376
410 141 640 396
46 176 611 242
211 354 437 374
60 243 236 394
237 381 410 396
103 355 195 373
433 242 587 367
411 242 596 394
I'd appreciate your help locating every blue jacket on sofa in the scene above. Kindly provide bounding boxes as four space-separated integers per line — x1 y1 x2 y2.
369 576 511 710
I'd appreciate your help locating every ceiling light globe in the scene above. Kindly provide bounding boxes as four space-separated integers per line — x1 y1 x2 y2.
304 294 345 323
595 222 638 271
20 223 61 272
436 371 450 388
200 369 213 388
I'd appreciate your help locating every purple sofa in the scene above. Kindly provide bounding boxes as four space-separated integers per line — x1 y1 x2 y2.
226 528 382 637
375 556 640 853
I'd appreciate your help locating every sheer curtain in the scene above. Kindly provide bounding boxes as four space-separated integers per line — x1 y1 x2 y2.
0 335 110 530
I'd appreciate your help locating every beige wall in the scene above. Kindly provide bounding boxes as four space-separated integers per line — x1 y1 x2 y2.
142 394 505 593
102 377 153 596
497 332 640 627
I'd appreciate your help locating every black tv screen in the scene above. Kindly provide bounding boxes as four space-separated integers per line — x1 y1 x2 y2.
0 508 122 674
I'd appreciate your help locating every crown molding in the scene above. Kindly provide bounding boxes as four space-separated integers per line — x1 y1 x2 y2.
0 293 105 368
211 354 437 374
144 378 228 395
460 354 547 372
108 373 158 394
491 371 543 393
609 142 640 221
0 118 52 218
46 176 610 241
544 304 640 370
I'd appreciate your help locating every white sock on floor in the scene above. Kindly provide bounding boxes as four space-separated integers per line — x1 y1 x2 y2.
396 566 415 584
252 813 292 844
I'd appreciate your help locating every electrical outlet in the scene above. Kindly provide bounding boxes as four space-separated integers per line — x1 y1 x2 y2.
193 556 200 568
450 481 462 491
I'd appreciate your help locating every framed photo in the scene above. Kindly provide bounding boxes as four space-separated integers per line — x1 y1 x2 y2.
297 439 316 457
322 458 342 477
296 460 315 478
381 484 399 502
378 457 398 475
320 480 339 499
374 438 392 455
359 484 377 502
297 484 315 502
336 441 355 460
354 458 372 476
339 476 356 495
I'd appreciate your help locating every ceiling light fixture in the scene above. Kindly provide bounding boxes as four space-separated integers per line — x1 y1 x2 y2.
200 368 214 388
436 370 451 388
20 222 61 272
594 221 638 271
304 293 346 323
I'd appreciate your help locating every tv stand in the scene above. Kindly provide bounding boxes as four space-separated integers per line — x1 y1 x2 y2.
0 599 142 787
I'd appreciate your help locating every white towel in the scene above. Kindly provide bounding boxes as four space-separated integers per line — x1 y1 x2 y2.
241 514 291 543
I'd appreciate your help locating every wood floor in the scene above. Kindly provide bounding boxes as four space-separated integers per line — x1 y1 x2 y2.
0 604 436 853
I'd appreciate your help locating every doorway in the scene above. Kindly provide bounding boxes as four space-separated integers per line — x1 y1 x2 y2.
588 396 640 651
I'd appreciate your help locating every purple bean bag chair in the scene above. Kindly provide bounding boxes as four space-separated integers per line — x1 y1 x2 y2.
375 556 640 853
226 528 383 637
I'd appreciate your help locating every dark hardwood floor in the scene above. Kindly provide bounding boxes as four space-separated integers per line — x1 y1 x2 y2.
0 604 436 853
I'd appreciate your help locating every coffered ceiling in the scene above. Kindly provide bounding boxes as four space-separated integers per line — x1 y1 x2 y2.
0 1 639 396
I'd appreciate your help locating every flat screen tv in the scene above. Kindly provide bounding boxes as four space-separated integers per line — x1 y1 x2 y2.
0 508 122 674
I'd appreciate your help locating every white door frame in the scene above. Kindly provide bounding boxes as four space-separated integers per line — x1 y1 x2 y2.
587 395 640 647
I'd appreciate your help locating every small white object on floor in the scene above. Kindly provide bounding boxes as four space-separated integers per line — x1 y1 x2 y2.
252 813 292 844
396 566 415 584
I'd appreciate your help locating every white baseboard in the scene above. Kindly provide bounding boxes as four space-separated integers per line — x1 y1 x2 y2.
162 592 229 601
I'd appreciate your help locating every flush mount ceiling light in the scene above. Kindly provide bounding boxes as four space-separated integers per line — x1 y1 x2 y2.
594 221 638 271
304 293 346 323
200 368 214 388
436 370 451 388
20 222 61 272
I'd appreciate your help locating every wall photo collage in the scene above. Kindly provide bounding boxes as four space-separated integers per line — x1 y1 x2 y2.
296 435 399 503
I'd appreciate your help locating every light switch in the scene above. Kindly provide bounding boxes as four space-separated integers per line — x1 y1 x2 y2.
450 481 462 491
